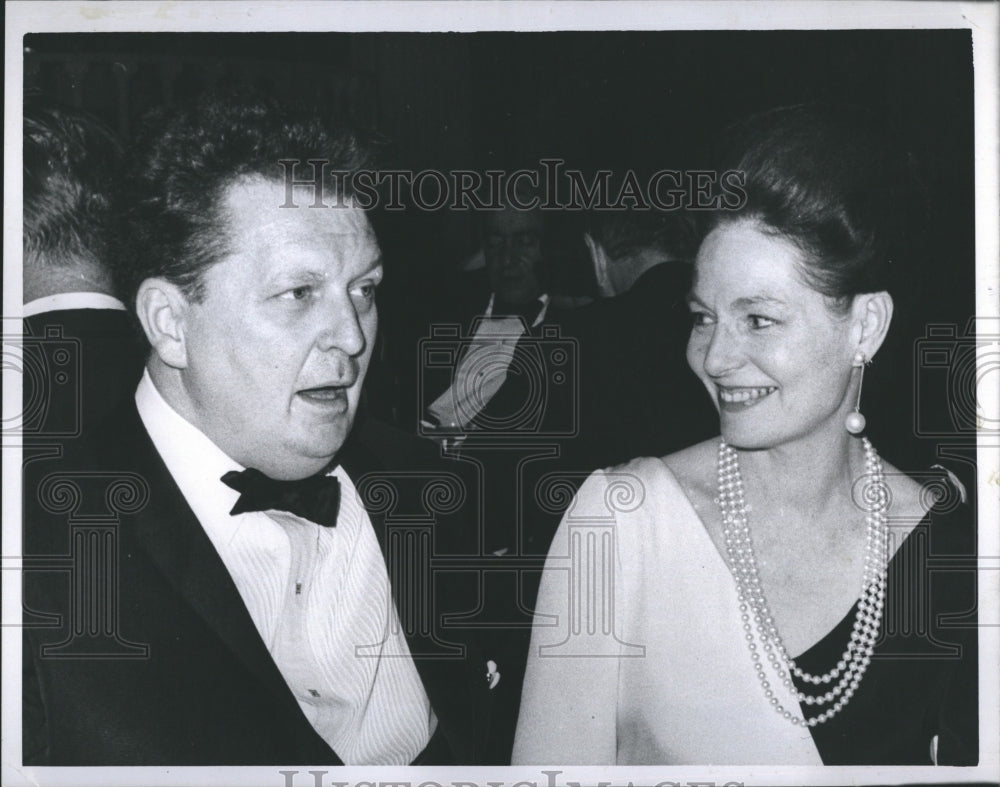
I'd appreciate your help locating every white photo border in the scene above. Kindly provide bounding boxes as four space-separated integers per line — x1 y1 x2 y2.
3 2 997 786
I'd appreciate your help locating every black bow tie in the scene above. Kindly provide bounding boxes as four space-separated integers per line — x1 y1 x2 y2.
220 468 341 527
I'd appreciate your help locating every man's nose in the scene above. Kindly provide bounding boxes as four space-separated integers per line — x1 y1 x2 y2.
499 244 518 267
316 295 367 357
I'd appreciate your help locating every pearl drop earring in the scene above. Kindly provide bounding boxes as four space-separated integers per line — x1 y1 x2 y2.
845 351 868 435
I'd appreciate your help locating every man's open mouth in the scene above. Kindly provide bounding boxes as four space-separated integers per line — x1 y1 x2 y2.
297 385 350 405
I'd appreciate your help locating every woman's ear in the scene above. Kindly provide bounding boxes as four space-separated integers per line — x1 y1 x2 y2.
852 291 894 361
135 278 191 369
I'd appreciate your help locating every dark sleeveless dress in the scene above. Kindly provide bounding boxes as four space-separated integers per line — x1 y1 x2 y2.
793 473 978 765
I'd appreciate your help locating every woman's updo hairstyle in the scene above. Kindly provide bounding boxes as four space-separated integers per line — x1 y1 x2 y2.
708 103 921 314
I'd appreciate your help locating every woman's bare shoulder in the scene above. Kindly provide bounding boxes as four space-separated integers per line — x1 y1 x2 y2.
660 437 720 511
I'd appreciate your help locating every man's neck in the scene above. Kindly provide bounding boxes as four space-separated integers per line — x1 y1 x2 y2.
23 259 117 303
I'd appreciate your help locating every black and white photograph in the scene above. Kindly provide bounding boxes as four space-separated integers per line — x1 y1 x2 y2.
3 2 997 786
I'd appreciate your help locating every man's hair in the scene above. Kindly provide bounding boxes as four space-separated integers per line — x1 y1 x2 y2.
23 97 123 268
589 208 697 264
114 87 379 312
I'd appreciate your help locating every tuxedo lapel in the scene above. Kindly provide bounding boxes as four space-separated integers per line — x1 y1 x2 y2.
116 405 341 762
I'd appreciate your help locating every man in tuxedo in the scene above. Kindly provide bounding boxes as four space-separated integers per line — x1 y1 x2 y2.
422 201 578 548
418 201 578 762
22 91 500 766
21 99 145 441
424 202 555 432
391 202 558 439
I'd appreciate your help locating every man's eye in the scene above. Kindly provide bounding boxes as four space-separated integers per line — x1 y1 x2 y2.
690 310 714 327
279 285 314 301
748 314 777 329
352 281 379 304
513 233 541 249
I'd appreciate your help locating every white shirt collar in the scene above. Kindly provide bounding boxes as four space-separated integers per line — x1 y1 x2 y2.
485 292 550 327
135 369 246 528
23 292 127 318
135 370 349 535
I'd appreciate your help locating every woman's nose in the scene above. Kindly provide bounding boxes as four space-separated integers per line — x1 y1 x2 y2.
701 323 742 378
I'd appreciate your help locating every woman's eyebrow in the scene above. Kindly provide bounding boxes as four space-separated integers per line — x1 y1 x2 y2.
732 295 786 310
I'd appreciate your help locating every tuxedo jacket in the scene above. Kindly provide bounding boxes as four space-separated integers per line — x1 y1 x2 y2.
22 309 146 443
22 404 500 765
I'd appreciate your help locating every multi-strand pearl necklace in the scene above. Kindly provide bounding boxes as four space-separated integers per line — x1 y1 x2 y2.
716 437 889 727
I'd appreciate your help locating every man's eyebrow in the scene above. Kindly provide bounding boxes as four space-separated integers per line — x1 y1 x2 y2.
272 269 326 284
360 258 385 278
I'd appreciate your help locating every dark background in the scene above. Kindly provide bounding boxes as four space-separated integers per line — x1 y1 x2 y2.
24 30 977 469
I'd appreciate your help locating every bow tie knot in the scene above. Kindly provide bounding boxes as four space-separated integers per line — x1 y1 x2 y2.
221 468 341 527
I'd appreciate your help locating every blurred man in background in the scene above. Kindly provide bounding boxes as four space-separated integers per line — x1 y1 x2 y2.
574 208 716 467
22 98 145 438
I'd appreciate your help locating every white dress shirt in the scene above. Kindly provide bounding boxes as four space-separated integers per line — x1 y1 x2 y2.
135 371 435 765
427 293 550 428
22 291 127 318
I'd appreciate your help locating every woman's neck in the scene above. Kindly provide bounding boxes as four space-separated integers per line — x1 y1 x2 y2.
734 427 870 522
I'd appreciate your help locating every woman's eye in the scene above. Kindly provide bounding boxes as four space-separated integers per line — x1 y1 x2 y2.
690 311 714 327
748 314 777 329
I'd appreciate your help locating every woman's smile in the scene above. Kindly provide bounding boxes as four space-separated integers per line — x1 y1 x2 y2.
717 385 778 410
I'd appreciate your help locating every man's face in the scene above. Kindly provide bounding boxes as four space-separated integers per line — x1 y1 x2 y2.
175 177 381 479
483 208 544 305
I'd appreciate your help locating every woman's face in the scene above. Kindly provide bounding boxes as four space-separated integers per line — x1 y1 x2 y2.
686 218 858 450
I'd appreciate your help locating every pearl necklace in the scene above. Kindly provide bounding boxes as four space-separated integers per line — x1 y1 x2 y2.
716 437 888 727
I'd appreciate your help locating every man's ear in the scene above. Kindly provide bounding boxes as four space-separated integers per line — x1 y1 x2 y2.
584 232 614 297
136 278 191 369
851 291 894 361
